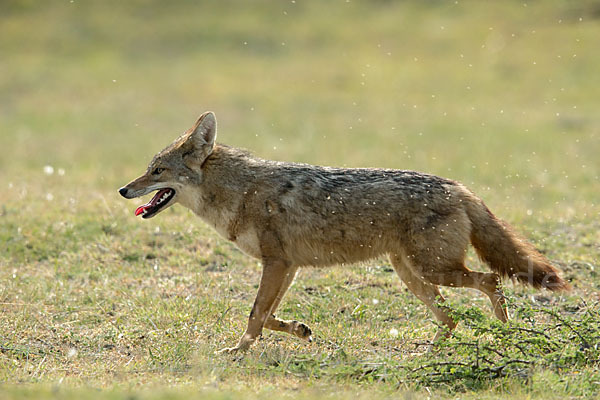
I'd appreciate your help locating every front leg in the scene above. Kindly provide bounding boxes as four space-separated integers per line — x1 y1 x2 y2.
218 257 291 353
264 315 313 342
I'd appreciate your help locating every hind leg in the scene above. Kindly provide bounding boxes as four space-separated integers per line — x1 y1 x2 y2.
406 209 508 323
414 260 508 323
457 270 508 323
390 254 457 342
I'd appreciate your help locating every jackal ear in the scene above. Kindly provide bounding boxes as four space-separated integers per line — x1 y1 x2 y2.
188 111 217 154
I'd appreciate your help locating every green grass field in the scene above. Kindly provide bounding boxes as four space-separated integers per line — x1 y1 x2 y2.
1 1 599 398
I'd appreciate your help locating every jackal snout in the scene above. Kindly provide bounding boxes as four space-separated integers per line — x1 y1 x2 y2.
118 187 132 198
118 179 152 199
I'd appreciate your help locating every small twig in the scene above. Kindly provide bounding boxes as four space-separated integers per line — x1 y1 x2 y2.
409 361 470 373
538 308 590 349
513 326 558 343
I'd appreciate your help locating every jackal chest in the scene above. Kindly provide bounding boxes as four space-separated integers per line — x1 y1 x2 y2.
201 210 262 260
230 229 261 259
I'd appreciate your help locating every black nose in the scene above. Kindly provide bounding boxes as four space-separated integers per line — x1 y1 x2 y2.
118 187 129 198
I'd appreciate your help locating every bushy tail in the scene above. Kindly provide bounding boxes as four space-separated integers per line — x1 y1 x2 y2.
464 195 570 291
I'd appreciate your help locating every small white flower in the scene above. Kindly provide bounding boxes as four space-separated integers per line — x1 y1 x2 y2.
389 328 399 338
43 165 54 175
67 348 77 358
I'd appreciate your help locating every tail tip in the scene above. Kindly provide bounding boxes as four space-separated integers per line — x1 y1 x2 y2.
541 274 572 292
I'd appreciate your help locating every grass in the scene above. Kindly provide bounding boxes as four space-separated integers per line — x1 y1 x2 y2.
1 1 600 398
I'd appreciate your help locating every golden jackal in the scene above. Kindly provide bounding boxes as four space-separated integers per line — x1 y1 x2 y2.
119 112 570 353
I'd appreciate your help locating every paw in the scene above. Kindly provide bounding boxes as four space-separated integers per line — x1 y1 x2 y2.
216 338 253 354
292 321 313 342
216 346 243 355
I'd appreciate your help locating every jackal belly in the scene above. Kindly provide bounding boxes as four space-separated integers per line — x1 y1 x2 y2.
288 239 394 267
281 221 401 267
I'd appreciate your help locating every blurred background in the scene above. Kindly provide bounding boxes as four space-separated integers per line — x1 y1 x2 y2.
1 1 599 388
1 0 599 217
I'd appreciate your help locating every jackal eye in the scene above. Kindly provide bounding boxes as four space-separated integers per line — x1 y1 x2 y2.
152 167 165 175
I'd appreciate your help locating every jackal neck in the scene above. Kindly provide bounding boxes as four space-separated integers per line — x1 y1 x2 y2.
190 145 258 234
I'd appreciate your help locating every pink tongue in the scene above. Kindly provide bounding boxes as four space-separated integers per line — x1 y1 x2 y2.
134 204 149 216
134 189 170 216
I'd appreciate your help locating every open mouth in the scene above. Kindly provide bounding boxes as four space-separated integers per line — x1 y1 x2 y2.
134 188 176 219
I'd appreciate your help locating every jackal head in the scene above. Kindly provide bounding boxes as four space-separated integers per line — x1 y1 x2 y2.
118 111 217 219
